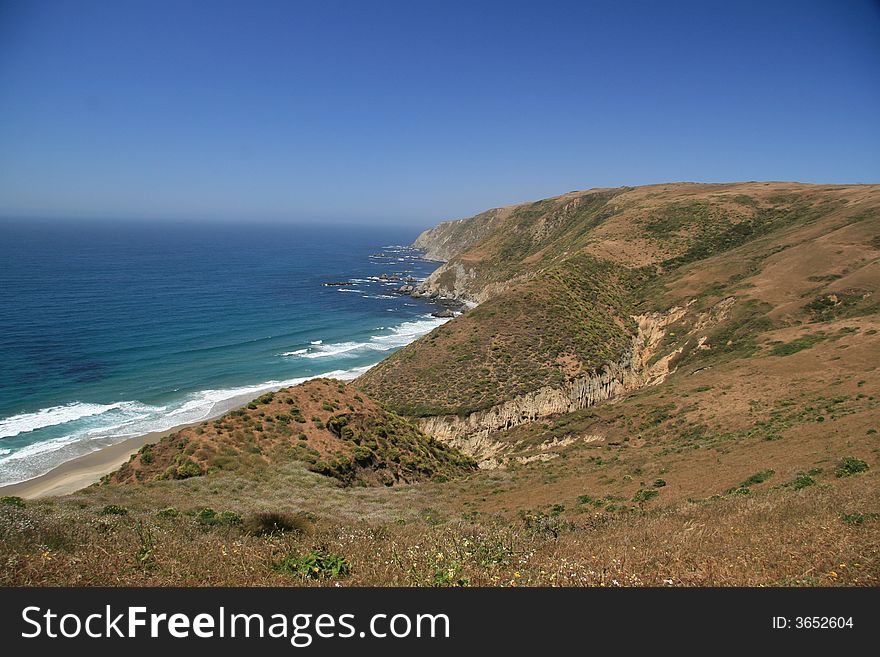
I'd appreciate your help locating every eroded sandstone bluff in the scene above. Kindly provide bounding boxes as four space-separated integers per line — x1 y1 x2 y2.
412 308 687 465
371 183 880 465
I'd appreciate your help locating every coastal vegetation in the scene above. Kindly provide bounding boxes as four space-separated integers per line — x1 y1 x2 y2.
1 181 878 587
109 379 476 487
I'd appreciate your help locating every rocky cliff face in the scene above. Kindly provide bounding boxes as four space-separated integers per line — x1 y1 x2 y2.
412 206 504 262
411 222 484 302
415 307 688 465
412 221 466 261
397 182 880 464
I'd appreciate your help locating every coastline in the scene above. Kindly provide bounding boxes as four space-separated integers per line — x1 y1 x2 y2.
0 426 187 499
0 331 442 500
0 376 351 500
0 246 454 500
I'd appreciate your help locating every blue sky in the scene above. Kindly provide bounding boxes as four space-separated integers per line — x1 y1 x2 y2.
1 0 878 224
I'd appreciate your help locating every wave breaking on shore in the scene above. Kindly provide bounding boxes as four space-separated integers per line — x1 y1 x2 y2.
0 313 451 487
0 365 375 487
279 314 451 360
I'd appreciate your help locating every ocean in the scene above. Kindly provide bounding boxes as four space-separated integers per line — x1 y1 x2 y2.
0 220 449 486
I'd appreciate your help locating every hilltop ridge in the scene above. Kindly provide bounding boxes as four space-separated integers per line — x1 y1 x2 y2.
2 181 877 587
359 182 879 445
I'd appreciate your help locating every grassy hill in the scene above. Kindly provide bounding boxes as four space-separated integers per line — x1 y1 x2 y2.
109 379 476 487
359 183 879 418
1 181 877 587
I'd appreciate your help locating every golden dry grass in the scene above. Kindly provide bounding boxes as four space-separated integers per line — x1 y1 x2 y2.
1 469 876 586
2 182 878 588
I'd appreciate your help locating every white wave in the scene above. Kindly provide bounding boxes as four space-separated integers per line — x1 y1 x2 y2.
0 364 373 487
0 433 85 467
279 348 308 356
297 341 366 359
369 315 451 348
310 340 323 345
85 415 150 436
362 294 395 300
336 288 360 293
287 314 451 360
1 401 129 440
0 400 161 442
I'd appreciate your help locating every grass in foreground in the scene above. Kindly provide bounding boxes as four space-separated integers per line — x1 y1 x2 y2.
0 470 876 586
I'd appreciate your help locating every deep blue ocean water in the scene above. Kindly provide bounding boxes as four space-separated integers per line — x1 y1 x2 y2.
0 220 448 485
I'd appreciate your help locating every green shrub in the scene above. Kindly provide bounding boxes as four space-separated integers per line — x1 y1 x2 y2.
156 507 180 518
175 460 202 479
632 489 659 503
197 508 242 526
841 512 879 526
519 510 571 538
770 335 824 356
431 561 469 587
0 496 25 508
791 474 816 490
100 504 128 516
739 469 775 487
242 511 312 537
274 551 350 579
652 479 667 488
139 445 154 465
835 457 869 478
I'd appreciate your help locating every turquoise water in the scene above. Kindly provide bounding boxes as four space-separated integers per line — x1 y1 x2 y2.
0 220 448 485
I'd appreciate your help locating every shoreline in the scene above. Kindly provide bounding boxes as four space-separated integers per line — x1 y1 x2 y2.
0 376 343 499
0 336 441 500
0 378 339 500
0 382 290 499
0 425 190 499
0 249 453 500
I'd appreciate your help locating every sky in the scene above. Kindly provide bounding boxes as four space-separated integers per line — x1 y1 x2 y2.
0 0 878 225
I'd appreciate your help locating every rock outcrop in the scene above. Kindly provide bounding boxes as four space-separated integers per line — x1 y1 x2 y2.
412 211 499 261
415 307 688 465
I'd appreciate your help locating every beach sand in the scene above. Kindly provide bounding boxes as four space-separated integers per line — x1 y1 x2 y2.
0 427 182 499
0 373 369 500
0 389 261 499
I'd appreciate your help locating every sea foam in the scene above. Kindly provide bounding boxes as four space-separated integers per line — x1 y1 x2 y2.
0 365 372 486
284 314 451 360
0 401 147 440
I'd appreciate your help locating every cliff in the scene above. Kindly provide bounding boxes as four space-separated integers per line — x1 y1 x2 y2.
23 181 878 588
360 182 880 455
412 207 504 261
415 307 688 465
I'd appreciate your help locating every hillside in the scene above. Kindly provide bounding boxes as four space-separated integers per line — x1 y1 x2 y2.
359 183 879 438
1 181 877 587
109 379 476 487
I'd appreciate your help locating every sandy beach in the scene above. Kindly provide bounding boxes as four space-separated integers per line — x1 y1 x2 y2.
0 387 271 499
0 426 183 499
0 372 373 500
